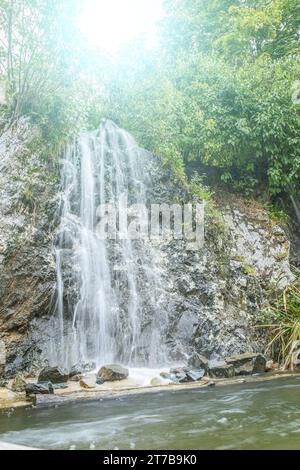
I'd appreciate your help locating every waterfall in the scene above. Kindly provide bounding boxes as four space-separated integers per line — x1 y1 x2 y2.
49 120 169 369
290 194 300 225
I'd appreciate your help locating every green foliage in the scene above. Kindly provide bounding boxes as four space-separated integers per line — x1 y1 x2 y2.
101 0 300 200
261 270 300 368
0 0 299 201
0 0 105 147
263 203 289 223
188 174 214 203
244 265 257 275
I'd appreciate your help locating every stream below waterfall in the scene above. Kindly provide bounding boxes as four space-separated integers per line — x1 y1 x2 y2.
1 377 300 450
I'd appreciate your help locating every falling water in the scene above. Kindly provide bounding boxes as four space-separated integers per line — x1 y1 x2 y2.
49 120 169 369
290 194 300 225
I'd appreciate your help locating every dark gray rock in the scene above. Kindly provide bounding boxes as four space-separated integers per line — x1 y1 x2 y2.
188 353 209 372
38 366 68 384
69 362 96 377
82 362 97 372
170 372 189 384
207 380 216 387
96 376 105 385
0 364 5 383
98 364 129 382
69 365 82 378
26 382 54 396
170 366 185 375
169 367 189 383
69 374 82 382
52 383 69 390
186 368 205 382
0 120 58 378
208 360 235 378
160 372 172 380
225 353 267 375
169 366 205 383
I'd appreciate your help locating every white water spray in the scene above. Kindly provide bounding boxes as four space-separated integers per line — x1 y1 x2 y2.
49 121 169 369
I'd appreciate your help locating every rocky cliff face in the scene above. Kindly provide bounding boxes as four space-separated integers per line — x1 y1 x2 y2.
0 120 58 379
158 193 291 361
0 121 292 379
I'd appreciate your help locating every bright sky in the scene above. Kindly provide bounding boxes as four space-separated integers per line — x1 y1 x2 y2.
79 0 164 54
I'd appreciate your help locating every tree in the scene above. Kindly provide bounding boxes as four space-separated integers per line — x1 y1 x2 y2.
109 0 300 198
0 0 89 142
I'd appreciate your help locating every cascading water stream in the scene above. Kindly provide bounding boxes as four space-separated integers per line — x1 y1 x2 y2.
49 121 169 369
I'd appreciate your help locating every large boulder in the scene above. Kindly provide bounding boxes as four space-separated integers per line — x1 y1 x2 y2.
26 382 54 397
169 366 205 383
170 368 189 384
188 353 209 372
38 366 68 384
97 364 129 382
225 353 267 375
69 362 96 377
160 372 172 380
186 368 205 382
69 374 82 382
208 360 235 378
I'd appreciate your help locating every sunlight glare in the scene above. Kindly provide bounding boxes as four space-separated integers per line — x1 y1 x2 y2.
79 0 163 53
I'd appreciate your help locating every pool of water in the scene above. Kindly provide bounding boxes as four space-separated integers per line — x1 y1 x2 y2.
1 377 300 450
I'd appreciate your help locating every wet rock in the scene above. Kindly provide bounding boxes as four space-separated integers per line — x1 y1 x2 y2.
26 382 54 396
168 366 205 384
170 367 181 374
188 353 209 372
52 383 69 390
38 366 69 384
98 364 129 382
69 374 82 382
171 372 189 384
207 380 216 387
208 360 235 378
186 368 205 382
69 362 96 377
11 374 27 392
0 121 59 377
79 375 96 389
160 372 172 380
169 367 189 383
225 353 267 375
69 365 82 378
83 362 97 372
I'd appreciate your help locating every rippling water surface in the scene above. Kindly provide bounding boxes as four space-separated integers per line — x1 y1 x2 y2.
1 377 300 450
